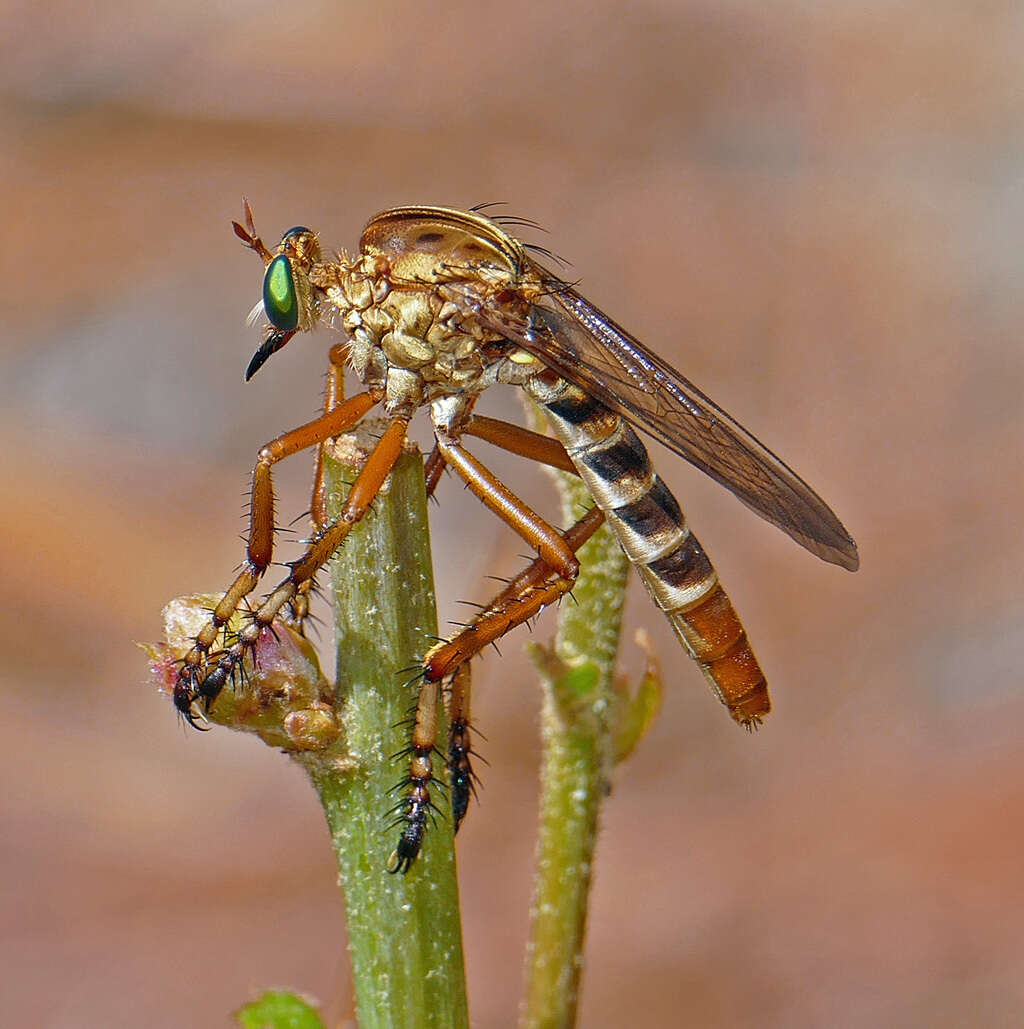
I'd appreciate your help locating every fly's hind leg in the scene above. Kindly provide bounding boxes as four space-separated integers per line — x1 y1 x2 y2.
390 417 596 870
446 663 477 833
422 416 599 682
424 504 605 682
389 502 604 870
386 661 477 874
461 413 578 475
423 409 573 500
173 387 385 723
387 672 444 874
431 430 583 660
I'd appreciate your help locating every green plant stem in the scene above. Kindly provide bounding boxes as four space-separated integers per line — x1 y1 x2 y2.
521 467 630 1029
297 428 468 1029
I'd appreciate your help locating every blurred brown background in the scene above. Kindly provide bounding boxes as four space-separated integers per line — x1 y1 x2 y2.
2 2 1022 1026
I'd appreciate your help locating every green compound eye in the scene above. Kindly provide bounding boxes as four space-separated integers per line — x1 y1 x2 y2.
263 254 299 330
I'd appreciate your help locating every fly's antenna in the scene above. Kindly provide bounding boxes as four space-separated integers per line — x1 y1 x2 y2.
232 197 273 263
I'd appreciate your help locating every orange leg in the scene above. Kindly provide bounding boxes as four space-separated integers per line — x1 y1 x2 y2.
424 414 576 500
436 434 579 576
420 416 601 682
391 421 597 869
423 504 605 682
462 414 577 474
310 343 351 531
391 503 604 871
390 662 478 873
289 343 350 629
386 670 444 874
422 432 583 685
173 390 388 721
390 418 579 868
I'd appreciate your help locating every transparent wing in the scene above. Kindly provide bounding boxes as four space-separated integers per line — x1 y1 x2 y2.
452 269 859 571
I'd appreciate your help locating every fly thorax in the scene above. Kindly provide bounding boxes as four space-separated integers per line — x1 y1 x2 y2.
378 291 436 369
370 287 487 397
314 256 496 399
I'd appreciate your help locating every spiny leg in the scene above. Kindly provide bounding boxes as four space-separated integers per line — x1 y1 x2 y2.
427 413 591 654
424 414 601 681
391 422 593 867
389 662 481 873
473 504 606 619
437 431 580 577
446 663 477 833
390 505 604 868
421 417 597 692
424 504 605 682
390 418 575 864
424 443 446 498
387 674 445 874
245 415 408 648
425 413 577 500
173 393 389 721
422 434 582 677
389 661 478 873
423 411 601 679
289 342 351 630
310 343 351 531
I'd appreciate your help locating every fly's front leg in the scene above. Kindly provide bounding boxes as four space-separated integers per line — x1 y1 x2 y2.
173 388 382 723
310 343 350 530
179 414 406 722
289 343 351 631
229 416 408 678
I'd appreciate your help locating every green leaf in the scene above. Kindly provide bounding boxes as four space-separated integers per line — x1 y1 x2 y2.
234 990 325 1029
612 636 664 765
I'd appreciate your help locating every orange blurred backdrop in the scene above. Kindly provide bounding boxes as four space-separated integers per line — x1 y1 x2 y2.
2 2 1022 1025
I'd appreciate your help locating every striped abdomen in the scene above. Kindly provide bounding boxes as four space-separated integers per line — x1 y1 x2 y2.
526 377 770 727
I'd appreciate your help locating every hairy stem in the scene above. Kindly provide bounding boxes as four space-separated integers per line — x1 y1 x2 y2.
521 462 630 1028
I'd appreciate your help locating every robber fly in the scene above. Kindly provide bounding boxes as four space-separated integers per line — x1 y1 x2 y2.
174 202 858 871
